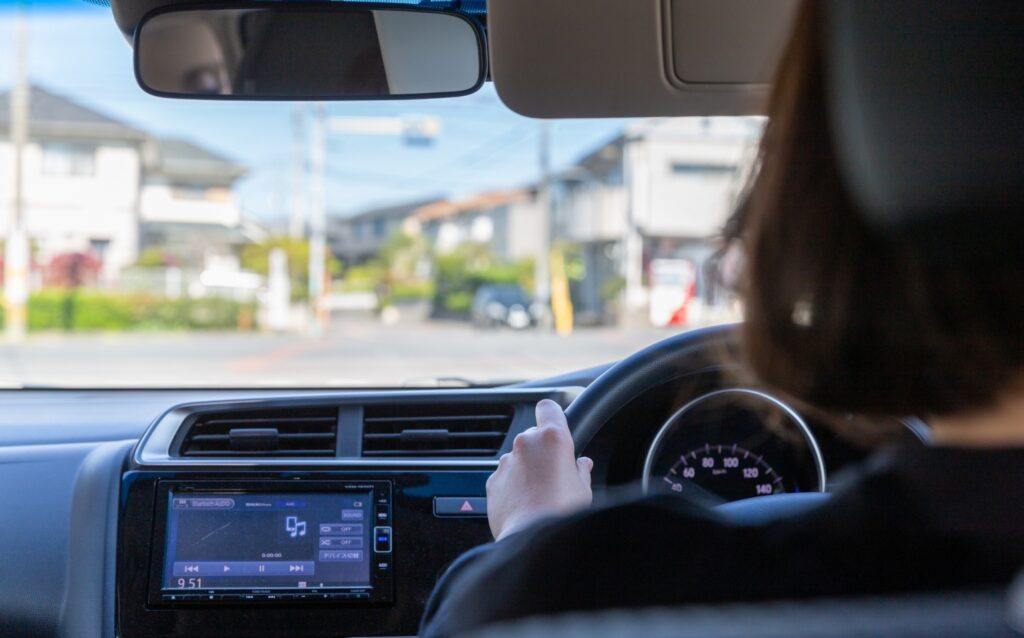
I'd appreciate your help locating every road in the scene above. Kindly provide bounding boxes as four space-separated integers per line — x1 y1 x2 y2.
0 320 681 388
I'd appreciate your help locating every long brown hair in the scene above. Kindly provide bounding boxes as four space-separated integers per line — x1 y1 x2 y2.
737 1 1024 418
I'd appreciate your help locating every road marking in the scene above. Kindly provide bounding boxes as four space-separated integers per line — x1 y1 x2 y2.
229 340 325 372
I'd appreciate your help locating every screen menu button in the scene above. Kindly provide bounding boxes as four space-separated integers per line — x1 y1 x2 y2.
373 526 392 553
172 561 314 577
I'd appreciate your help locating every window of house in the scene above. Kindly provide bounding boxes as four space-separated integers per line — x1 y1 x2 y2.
170 184 210 200
41 142 97 176
89 238 110 261
670 162 736 176
356 221 371 240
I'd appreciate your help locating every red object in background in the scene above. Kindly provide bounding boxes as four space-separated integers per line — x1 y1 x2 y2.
667 280 698 326
43 252 103 288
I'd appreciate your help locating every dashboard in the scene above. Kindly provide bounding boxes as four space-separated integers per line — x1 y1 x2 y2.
0 325 925 638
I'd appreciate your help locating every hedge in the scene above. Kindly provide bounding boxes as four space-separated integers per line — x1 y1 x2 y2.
0 290 255 332
431 244 533 318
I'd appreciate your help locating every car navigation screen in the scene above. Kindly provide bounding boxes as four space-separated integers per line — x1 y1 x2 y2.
162 491 374 593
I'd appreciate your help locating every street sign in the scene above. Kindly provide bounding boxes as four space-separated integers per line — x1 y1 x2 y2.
328 115 441 144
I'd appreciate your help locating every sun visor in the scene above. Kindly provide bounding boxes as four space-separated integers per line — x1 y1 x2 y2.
825 1 1024 229
487 0 799 118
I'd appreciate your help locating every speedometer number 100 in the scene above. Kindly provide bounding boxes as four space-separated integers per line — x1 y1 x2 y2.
662 444 784 500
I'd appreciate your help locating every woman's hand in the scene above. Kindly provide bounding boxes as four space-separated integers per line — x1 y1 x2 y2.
486 399 594 540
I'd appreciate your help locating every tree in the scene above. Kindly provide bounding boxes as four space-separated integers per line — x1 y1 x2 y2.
432 242 533 316
134 247 181 269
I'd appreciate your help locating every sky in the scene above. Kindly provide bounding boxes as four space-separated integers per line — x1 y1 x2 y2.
0 0 631 224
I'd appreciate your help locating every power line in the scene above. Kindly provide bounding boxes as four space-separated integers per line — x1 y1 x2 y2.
412 122 537 181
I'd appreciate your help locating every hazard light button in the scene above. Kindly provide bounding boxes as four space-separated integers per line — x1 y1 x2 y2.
433 496 488 517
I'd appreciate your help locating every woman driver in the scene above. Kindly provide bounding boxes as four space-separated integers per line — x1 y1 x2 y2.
420 2 1024 635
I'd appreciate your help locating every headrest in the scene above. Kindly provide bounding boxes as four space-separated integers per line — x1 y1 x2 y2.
826 1 1024 229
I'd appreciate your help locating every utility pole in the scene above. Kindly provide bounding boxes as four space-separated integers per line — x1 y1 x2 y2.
307 103 328 337
288 104 306 239
302 114 440 337
533 120 553 328
4 5 30 342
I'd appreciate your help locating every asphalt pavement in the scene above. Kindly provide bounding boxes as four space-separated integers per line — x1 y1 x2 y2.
0 319 678 388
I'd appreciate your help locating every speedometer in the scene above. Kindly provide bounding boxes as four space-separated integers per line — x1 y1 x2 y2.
643 388 826 502
659 443 785 502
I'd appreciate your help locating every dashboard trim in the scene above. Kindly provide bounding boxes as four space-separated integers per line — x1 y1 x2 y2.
640 387 828 495
133 387 577 468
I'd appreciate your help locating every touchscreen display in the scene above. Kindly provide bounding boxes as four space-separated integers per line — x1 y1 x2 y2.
162 491 374 592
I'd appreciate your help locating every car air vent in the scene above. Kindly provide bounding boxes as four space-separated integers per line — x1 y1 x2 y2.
361 403 515 457
179 407 338 457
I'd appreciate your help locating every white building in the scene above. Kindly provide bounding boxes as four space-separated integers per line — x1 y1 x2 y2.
413 189 542 262
139 137 252 271
0 86 146 279
0 85 250 284
553 117 762 325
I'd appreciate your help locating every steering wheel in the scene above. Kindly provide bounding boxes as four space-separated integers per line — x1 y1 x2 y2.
566 322 831 520
566 323 738 453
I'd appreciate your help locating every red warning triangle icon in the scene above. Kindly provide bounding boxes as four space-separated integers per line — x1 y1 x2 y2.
459 500 475 512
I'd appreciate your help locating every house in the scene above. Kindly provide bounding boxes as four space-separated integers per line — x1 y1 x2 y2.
0 85 147 278
139 137 254 269
551 117 761 325
0 85 251 284
412 189 541 262
328 197 440 265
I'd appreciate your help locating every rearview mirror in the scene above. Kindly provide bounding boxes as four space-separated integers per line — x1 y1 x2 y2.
134 4 486 100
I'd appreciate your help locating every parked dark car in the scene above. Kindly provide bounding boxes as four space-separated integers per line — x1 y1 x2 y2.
470 284 539 329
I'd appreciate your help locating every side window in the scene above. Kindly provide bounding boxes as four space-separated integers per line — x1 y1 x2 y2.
41 142 97 176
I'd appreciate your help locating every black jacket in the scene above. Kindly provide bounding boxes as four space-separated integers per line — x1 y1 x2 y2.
420 445 1024 637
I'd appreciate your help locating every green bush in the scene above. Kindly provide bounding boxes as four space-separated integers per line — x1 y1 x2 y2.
338 262 387 293
442 290 474 313
432 243 534 318
390 280 435 303
65 291 138 331
0 289 256 332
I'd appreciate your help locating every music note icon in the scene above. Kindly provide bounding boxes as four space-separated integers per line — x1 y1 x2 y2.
285 516 307 538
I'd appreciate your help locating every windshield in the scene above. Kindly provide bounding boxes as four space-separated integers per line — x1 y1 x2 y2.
0 1 758 388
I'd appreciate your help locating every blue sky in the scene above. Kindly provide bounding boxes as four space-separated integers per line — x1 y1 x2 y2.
0 0 631 223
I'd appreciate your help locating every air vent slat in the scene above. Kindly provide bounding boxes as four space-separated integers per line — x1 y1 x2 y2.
363 431 506 440
361 403 515 458
189 432 336 442
200 416 336 426
179 407 338 458
363 414 511 424
183 449 337 457
361 449 499 457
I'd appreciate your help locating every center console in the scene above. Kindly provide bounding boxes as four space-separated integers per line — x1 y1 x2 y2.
151 480 394 605
119 470 492 638
116 388 574 638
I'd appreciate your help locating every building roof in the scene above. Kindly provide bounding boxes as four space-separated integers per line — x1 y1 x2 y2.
566 117 765 182
0 85 147 140
0 85 246 184
414 189 532 222
332 197 444 226
145 138 247 184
